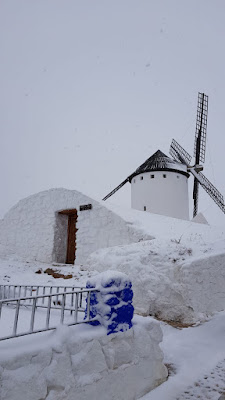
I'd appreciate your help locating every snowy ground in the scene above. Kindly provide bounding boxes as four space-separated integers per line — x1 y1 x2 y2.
1 257 225 399
0 256 96 287
143 312 225 400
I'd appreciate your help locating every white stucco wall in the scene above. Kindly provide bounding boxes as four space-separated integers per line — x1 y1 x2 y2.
0 188 150 265
131 170 189 220
0 319 167 400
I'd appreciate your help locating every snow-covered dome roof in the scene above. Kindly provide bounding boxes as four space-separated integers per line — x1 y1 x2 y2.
128 150 189 181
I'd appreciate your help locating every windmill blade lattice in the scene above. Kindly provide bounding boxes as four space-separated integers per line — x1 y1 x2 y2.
193 177 199 217
190 169 225 214
169 139 192 166
102 177 130 201
194 93 208 164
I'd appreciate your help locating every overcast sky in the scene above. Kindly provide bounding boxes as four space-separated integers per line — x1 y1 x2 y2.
1 1 225 226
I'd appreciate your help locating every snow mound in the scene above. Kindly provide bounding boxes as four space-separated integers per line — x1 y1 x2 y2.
0 317 167 400
86 236 225 323
192 212 209 225
86 270 131 291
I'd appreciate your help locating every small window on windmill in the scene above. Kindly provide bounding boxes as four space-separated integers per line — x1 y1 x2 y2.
163 174 166 178
140 176 143 180
177 175 180 179
144 206 146 211
133 179 135 183
150 174 154 179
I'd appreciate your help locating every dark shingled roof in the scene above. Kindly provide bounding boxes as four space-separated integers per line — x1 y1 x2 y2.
128 150 189 181
102 149 190 201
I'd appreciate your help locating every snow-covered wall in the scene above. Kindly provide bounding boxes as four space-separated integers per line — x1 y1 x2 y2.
0 318 167 400
177 252 225 318
86 239 225 324
0 188 151 265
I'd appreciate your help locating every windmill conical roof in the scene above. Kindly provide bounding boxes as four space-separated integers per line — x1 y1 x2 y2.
128 150 189 181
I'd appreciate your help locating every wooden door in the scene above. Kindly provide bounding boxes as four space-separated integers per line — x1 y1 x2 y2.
66 214 77 264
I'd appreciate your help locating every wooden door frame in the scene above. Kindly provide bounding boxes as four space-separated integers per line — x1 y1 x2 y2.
58 209 77 264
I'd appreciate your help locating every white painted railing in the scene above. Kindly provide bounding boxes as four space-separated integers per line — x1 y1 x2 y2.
0 284 83 301
0 286 99 341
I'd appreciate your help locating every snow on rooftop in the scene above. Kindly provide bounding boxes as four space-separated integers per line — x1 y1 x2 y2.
127 150 188 181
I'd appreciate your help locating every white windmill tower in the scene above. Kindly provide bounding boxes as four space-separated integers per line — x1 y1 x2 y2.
103 93 225 221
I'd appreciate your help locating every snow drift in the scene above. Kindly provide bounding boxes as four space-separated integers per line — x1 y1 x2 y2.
0 318 167 400
86 236 225 323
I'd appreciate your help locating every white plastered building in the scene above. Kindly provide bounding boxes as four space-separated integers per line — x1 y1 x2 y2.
0 188 151 265
129 150 190 220
0 152 193 266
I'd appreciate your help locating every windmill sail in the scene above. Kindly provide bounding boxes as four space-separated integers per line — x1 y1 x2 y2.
170 93 224 216
193 177 199 217
102 177 130 201
194 93 208 164
190 168 225 213
169 139 192 166
103 93 225 217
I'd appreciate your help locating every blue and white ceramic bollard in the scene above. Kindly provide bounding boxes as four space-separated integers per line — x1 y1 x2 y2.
85 271 134 335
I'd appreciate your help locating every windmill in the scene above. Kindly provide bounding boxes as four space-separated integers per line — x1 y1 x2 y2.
169 93 225 218
103 93 225 220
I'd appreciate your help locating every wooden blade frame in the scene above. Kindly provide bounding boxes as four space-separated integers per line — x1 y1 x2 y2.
194 93 208 164
102 177 130 201
190 169 225 214
193 178 199 218
169 139 192 166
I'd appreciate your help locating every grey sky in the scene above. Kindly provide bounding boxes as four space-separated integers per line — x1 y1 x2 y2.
1 1 225 225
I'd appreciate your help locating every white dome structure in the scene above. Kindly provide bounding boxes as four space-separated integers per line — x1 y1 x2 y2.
0 188 152 265
129 150 190 220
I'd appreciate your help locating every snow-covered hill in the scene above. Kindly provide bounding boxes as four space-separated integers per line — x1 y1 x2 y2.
87 205 225 323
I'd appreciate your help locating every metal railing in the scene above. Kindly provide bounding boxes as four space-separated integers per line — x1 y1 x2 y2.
0 284 83 301
0 287 99 341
